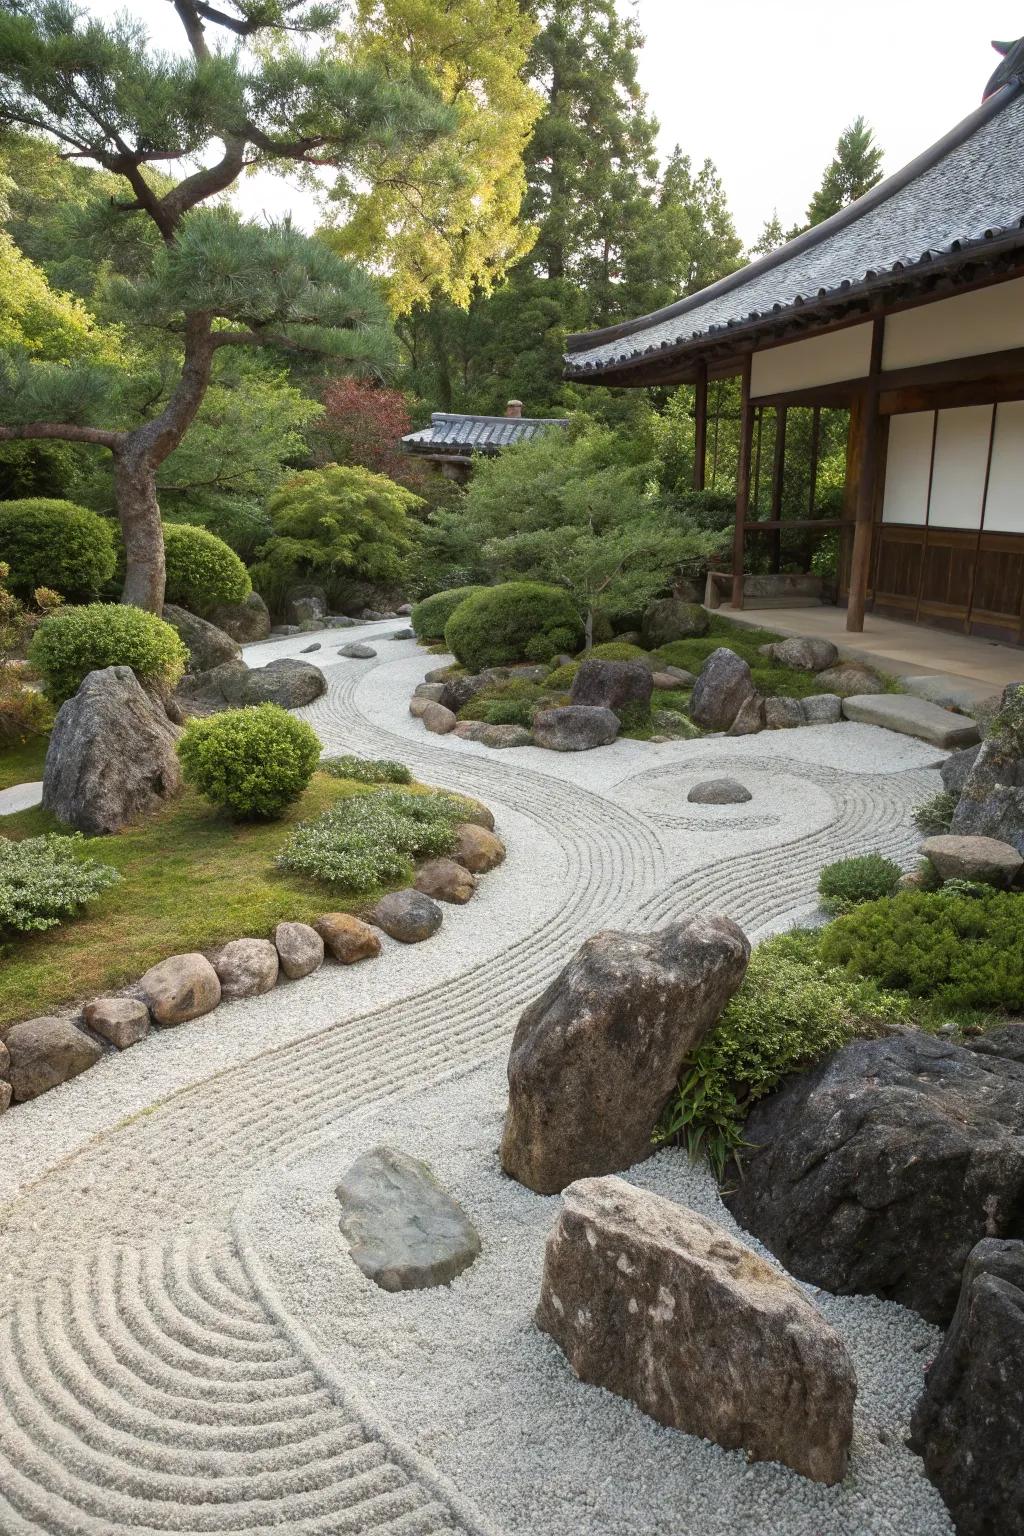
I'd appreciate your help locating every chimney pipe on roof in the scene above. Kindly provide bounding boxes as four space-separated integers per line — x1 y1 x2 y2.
505 399 523 418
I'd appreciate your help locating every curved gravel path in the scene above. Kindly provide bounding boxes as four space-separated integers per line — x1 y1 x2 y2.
0 623 946 1535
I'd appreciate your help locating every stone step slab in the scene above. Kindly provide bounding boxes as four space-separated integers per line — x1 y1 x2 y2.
841 693 981 749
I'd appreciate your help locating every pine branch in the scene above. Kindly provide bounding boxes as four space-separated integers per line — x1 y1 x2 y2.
0 422 122 449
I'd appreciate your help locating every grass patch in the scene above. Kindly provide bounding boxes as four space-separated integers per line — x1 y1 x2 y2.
0 733 48 792
0 771 420 1027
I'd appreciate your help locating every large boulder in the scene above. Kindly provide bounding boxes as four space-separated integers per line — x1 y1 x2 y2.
207 591 271 644
951 683 1024 856
724 1030 1024 1324
43 666 182 835
537 1177 856 1485
139 953 221 1026
224 658 326 709
336 1147 481 1292
163 604 240 673
689 648 755 732
763 636 838 672
909 1237 1024 1536
286 587 327 625
6 1016 103 1101
570 658 653 713
533 705 619 752
920 833 1023 886
641 598 709 647
501 917 750 1194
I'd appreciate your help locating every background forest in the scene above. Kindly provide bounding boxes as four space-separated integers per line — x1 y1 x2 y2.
0 0 885 611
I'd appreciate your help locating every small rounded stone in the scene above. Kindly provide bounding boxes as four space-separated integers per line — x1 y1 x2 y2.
687 778 753 805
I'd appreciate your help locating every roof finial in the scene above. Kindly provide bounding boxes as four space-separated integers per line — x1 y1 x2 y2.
983 36 1024 99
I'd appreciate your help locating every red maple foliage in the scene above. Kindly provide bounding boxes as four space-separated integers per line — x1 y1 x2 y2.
316 378 426 489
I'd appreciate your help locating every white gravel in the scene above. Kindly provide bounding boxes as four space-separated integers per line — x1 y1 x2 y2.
236 1056 954 1536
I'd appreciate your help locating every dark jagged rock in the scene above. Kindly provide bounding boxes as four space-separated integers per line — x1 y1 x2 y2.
570 658 653 713
207 591 271 643
724 1031 1024 1324
163 604 240 673
689 649 755 732
909 1237 1024 1536
533 705 619 752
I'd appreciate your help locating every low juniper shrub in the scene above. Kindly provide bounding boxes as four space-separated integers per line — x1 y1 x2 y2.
818 852 902 914
0 833 121 934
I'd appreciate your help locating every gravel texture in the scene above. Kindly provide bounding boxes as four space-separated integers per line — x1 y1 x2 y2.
236 1057 954 1536
0 619 949 1535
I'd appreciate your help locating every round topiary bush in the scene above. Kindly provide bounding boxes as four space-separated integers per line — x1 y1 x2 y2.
444 582 583 672
177 704 321 819
818 852 903 914
162 522 252 613
29 603 188 705
0 498 116 601
410 585 487 641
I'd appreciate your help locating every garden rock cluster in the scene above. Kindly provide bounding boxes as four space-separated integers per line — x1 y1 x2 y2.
950 681 1024 854
177 655 326 712
501 917 750 1194
537 1177 855 1484
43 666 183 835
689 647 842 735
336 1146 481 1292
724 1029 1024 1324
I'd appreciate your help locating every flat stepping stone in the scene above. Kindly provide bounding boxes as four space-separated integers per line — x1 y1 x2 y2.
901 674 999 714
841 693 981 749
0 780 43 815
336 1146 481 1291
687 778 752 805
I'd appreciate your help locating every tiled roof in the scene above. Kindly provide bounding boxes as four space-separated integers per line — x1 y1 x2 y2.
402 412 569 457
565 78 1024 379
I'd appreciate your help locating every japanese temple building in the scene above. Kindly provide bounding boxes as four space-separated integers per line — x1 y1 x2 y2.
401 401 569 483
564 38 1024 643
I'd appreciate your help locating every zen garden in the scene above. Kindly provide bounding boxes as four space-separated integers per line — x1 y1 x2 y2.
2 3 1024 1533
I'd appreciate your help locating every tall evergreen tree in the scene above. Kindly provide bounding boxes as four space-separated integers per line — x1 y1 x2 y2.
621 148 742 315
750 210 785 258
806 116 884 227
0 0 532 611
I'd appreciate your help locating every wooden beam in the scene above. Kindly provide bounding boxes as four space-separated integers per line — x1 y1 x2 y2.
731 354 754 609
846 318 885 633
769 405 786 573
693 360 708 491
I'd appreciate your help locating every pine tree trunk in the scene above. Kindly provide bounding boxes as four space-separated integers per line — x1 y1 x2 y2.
585 608 594 649
114 447 167 613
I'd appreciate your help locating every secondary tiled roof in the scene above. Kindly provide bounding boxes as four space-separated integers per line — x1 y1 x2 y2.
402 412 569 457
566 78 1024 379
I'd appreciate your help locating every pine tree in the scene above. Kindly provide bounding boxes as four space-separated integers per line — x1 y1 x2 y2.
0 1 532 611
750 211 786 258
621 148 743 315
806 116 884 227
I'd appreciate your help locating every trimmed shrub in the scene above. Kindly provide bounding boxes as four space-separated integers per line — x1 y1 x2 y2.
0 498 116 600
655 931 910 1178
818 852 902 914
913 790 958 836
411 585 487 641
444 582 583 672
29 603 188 705
817 888 1024 1013
458 679 550 727
321 754 412 785
276 787 466 891
0 832 121 934
163 522 251 613
583 640 652 664
177 704 320 819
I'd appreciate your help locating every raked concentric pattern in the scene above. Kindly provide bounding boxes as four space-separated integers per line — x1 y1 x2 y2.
0 626 945 1535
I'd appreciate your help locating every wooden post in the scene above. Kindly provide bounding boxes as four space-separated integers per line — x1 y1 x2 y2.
731 355 754 609
769 405 786 573
846 318 885 633
693 360 708 491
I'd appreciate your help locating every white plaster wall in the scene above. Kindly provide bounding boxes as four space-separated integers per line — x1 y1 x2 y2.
750 323 873 397
927 405 992 530
985 399 1024 533
881 412 933 525
883 276 1024 371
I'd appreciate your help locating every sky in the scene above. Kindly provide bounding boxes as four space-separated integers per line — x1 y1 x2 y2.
82 0 1023 246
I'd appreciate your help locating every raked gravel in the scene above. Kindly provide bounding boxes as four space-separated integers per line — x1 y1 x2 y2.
0 620 952 1535
235 1056 953 1536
